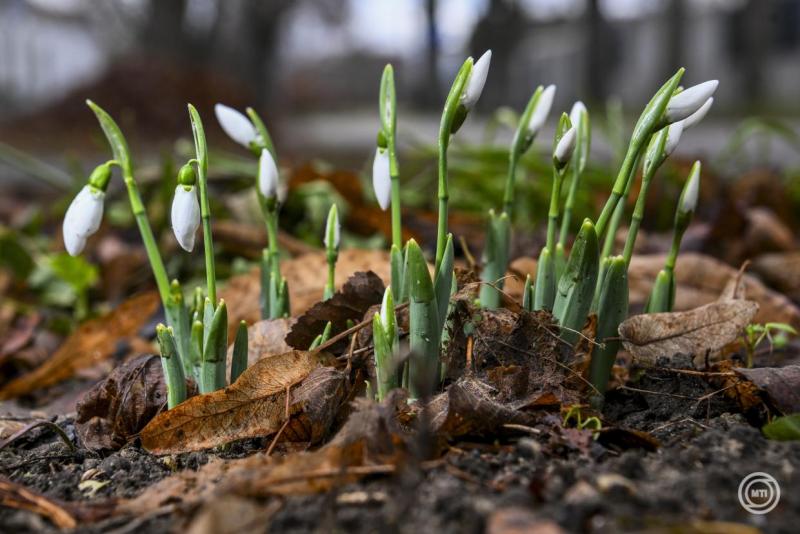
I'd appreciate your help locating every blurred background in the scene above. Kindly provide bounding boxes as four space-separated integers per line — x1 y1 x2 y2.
1 0 800 331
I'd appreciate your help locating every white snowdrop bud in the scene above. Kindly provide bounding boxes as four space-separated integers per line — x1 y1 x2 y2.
372 147 391 211
258 148 280 199
553 126 577 165
569 100 587 129
324 204 340 249
171 185 201 252
461 50 492 109
215 103 257 148
63 185 105 256
679 162 701 216
665 80 718 124
681 97 714 130
664 120 684 156
527 84 556 135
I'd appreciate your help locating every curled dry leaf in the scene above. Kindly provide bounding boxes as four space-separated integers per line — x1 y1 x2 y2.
75 354 194 451
735 365 800 414
140 350 322 454
286 271 385 352
619 300 758 366
0 292 159 400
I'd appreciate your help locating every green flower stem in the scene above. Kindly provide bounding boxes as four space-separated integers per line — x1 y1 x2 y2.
188 104 216 303
622 162 658 265
559 160 581 247
156 324 187 409
546 168 566 255
390 170 401 248
379 64 402 249
600 151 641 261
501 154 520 216
324 258 336 300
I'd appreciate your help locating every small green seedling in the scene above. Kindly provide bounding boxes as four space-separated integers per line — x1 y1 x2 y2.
742 322 797 368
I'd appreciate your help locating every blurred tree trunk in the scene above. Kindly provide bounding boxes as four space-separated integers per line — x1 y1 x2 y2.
585 0 606 104
421 0 440 107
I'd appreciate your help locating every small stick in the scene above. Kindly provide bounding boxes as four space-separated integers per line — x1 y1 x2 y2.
313 302 409 355
0 420 75 452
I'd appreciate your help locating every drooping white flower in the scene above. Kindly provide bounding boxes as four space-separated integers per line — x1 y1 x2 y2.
527 84 556 135
215 103 258 148
665 80 718 124
372 147 391 211
324 204 340 249
63 185 105 256
681 97 714 130
664 120 684 156
258 148 280 199
553 126 577 165
461 50 492 109
171 185 201 252
569 100 587 129
680 162 701 215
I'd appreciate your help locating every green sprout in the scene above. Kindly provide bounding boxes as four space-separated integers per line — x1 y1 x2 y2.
741 322 797 368
323 203 340 300
372 287 400 401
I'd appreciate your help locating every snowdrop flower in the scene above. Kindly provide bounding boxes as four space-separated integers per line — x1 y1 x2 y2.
258 148 280 199
553 126 577 165
372 147 391 211
215 103 257 148
527 84 556 136
665 80 718 124
171 185 200 252
679 162 701 216
568 100 586 130
63 185 105 256
681 97 714 130
324 204 340 250
461 50 491 109
664 120 684 156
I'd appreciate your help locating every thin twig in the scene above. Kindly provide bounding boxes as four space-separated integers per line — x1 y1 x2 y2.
266 385 292 457
313 302 410 355
0 421 75 452
619 385 697 400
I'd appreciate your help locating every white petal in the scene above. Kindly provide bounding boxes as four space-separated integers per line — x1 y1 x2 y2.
680 163 701 214
63 185 104 256
569 100 587 127
372 147 391 211
527 84 556 136
258 149 279 199
665 80 718 124
171 185 201 252
215 103 257 148
461 50 491 109
681 97 714 130
553 126 577 164
664 121 684 156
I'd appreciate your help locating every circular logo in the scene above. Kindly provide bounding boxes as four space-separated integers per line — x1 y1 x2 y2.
738 472 780 515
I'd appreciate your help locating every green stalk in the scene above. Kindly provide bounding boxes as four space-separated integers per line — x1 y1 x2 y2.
187 104 216 303
380 65 402 249
406 240 440 399
589 255 629 393
156 324 187 409
559 106 590 247
435 59 472 272
200 300 227 393
478 211 510 308
595 69 684 237
230 320 249 384
600 151 642 261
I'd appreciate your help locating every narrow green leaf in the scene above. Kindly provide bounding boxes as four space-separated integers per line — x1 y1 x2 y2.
230 320 249 384
86 100 132 177
553 219 599 345
589 256 629 393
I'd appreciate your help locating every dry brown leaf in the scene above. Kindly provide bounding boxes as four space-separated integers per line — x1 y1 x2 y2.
752 251 800 300
0 292 159 400
140 350 322 454
225 318 293 371
0 419 27 439
186 495 281 534
628 253 800 328
619 300 759 365
0 476 77 529
735 365 800 414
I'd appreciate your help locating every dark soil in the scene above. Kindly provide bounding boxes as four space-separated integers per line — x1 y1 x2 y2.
2 366 798 534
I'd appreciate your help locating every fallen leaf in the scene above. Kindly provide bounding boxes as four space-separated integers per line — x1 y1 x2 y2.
735 365 800 414
140 350 322 454
0 419 27 439
226 318 293 370
186 495 281 534
286 271 385 352
75 354 189 451
0 292 159 400
619 300 759 365
0 476 77 529
752 251 800 300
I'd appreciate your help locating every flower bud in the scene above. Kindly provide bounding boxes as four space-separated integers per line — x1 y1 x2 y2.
258 148 280 199
171 185 201 252
379 286 395 338
553 126 577 166
527 84 556 136
681 97 714 130
215 103 257 148
372 147 391 211
63 185 105 256
678 161 701 218
568 100 586 131
324 203 340 250
665 80 718 124
664 120 684 156
461 50 491 110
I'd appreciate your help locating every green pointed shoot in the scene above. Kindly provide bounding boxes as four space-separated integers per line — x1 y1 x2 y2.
200 300 228 393
187 104 216 303
164 279 192 377
378 64 402 250
559 102 591 248
259 248 272 319
533 247 555 311
309 321 332 350
522 274 534 312
644 268 674 313
406 239 440 399
595 68 684 236
323 203 340 300
479 210 510 309
589 256 629 393
372 287 399 401
546 114 574 254
277 277 290 318
390 244 405 305
156 324 187 409
190 318 203 381
435 57 472 272
434 233 455 330
553 219 599 345
230 320 249 384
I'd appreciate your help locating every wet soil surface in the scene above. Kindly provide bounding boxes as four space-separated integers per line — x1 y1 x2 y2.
1 369 798 533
